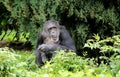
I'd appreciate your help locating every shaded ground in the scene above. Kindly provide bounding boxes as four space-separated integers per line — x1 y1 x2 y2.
0 41 33 50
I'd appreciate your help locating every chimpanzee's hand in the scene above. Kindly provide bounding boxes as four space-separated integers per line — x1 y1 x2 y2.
37 44 59 52
37 44 49 52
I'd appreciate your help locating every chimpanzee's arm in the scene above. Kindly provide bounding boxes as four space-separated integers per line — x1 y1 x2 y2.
36 32 43 49
59 26 76 52
35 31 45 67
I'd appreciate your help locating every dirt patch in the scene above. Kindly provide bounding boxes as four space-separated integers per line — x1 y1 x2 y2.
0 41 9 47
0 41 33 50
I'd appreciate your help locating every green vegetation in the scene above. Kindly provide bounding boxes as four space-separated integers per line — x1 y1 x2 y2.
0 30 29 42
0 0 120 77
1 0 120 49
0 35 120 77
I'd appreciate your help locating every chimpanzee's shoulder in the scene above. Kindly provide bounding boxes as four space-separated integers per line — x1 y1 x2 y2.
59 25 66 30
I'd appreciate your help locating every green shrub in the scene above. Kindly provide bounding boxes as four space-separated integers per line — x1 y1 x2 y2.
84 34 120 77
0 47 20 76
0 47 38 77
38 51 112 77
84 34 120 57
0 46 119 77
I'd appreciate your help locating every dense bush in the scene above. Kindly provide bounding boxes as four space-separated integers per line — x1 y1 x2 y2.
0 47 38 77
38 51 112 77
84 34 120 57
83 34 120 76
1 0 120 50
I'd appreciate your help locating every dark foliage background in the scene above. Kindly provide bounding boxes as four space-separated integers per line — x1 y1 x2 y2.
0 0 120 52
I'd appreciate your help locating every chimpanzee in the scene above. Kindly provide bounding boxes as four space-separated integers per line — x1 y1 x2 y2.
35 20 76 67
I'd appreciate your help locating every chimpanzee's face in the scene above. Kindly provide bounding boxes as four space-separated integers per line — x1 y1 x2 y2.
48 24 60 42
